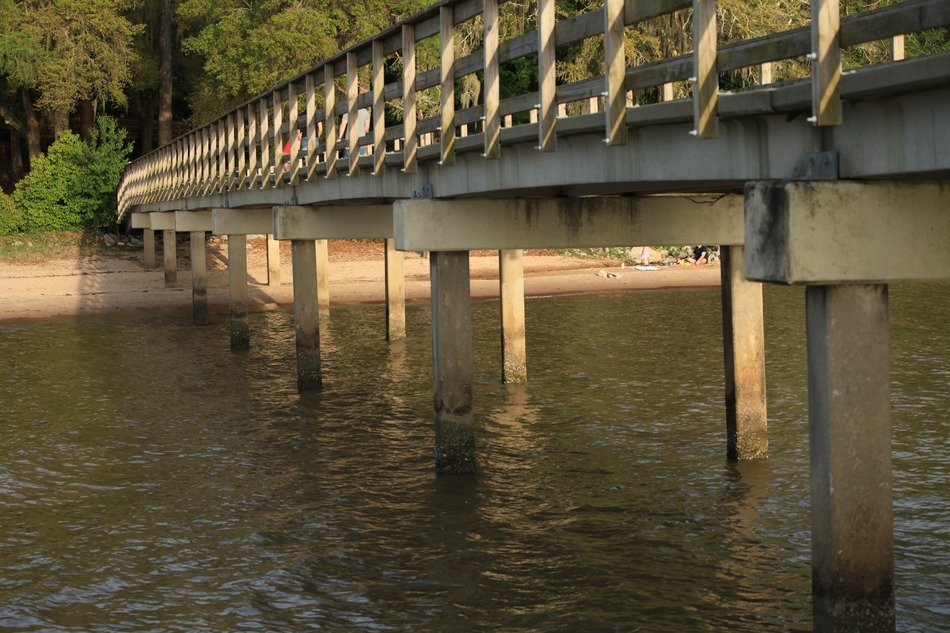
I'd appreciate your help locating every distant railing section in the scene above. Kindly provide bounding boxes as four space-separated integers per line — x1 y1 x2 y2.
117 0 949 219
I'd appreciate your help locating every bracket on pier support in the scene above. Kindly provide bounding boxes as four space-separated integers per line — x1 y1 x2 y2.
273 204 393 240
394 195 743 251
744 180 949 284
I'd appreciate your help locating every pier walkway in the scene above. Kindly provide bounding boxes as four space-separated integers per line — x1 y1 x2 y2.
117 1 949 629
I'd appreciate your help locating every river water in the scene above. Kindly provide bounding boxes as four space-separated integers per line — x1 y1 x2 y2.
0 284 946 631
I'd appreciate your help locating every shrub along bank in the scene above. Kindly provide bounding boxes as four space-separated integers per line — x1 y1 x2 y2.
0 117 132 235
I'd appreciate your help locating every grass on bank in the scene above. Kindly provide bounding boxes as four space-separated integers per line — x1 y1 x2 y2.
0 231 114 265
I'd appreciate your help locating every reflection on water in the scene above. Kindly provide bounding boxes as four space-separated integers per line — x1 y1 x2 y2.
0 285 946 631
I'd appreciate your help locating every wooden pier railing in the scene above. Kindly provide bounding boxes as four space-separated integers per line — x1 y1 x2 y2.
117 0 949 219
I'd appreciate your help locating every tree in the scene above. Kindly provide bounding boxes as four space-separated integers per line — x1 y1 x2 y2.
0 0 140 145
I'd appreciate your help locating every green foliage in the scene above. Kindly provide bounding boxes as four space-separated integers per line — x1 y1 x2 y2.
13 117 133 233
1 0 140 122
0 192 23 235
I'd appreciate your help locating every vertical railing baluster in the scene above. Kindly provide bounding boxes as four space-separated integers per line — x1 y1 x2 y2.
889 34 904 62
605 0 627 145
484 0 500 159
538 0 556 152
810 0 841 125
325 64 339 179
402 24 418 173
305 73 318 180
373 40 387 176
347 51 360 176
692 0 718 138
440 5 456 166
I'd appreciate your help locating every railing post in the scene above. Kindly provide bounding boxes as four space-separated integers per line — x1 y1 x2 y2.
440 5 456 166
288 80 302 183
484 0 501 159
272 89 284 187
259 98 271 188
235 107 246 189
243 104 256 189
811 0 841 126
604 0 627 145
692 0 718 138
324 64 339 179
216 118 226 192
402 24 418 173
373 41 387 176
537 0 556 152
305 73 318 180
347 51 361 176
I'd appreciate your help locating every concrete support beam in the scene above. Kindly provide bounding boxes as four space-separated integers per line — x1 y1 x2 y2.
211 208 273 236
291 240 321 390
394 196 743 251
228 235 250 350
431 251 474 474
273 204 394 240
806 284 893 631
385 238 406 341
130 213 151 229
175 210 213 232
190 231 208 325
150 212 176 231
162 229 177 287
143 229 156 270
267 234 281 287
499 249 527 384
720 245 767 460
745 181 949 284
316 239 330 319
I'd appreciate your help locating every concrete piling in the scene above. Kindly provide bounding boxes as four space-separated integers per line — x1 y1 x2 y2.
266 233 281 286
430 251 474 474
227 235 250 350
720 245 768 459
292 239 321 390
316 239 330 319
163 229 177 287
385 238 406 341
143 228 155 270
190 231 208 325
806 284 894 632
499 249 527 383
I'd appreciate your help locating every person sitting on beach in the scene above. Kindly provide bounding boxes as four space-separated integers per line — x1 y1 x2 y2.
687 245 709 265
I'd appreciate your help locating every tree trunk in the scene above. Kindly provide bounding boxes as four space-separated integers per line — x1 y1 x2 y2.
50 110 69 139
9 131 24 181
140 100 155 155
158 0 174 147
78 99 95 142
20 89 41 162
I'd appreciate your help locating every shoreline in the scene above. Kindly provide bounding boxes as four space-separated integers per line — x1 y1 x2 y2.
0 238 721 323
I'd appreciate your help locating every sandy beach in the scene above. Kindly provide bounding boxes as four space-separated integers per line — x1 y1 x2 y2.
0 237 720 322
